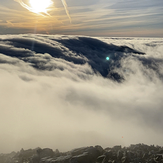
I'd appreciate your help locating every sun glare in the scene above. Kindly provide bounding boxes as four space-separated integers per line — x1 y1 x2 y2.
15 0 71 21
29 0 53 14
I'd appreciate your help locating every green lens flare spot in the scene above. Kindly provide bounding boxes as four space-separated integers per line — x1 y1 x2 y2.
106 57 110 61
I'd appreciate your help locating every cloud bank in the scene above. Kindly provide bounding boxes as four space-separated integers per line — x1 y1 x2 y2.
0 34 163 153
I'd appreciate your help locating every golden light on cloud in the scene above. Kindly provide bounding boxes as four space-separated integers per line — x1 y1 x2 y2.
15 0 71 22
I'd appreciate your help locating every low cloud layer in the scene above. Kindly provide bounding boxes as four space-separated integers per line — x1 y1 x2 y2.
0 34 163 153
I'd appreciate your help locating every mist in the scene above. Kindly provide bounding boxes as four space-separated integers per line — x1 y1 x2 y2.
0 34 163 153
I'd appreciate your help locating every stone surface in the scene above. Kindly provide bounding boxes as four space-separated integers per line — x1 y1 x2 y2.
0 144 163 163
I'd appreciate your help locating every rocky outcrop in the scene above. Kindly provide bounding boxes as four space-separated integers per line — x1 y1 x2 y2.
0 144 163 163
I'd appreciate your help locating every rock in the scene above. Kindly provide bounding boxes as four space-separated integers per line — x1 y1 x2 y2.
71 147 88 156
121 156 130 163
52 155 72 163
112 161 118 163
1 144 163 163
104 150 113 160
41 157 54 163
86 146 102 160
70 146 102 163
105 147 111 151
126 151 134 161
107 161 112 163
70 152 90 163
54 149 60 157
117 150 123 160
155 154 163 161
96 155 106 163
112 146 121 151
142 152 149 160
159 149 163 154
30 154 40 163
38 148 54 158
95 146 104 155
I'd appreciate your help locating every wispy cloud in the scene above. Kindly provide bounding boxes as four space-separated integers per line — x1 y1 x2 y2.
0 0 163 36
61 0 71 22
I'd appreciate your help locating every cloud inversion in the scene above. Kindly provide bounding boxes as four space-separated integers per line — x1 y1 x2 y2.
0 34 163 153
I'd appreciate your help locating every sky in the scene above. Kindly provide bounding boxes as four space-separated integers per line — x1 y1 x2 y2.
0 0 163 37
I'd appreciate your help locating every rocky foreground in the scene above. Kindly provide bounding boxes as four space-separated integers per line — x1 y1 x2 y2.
0 144 163 163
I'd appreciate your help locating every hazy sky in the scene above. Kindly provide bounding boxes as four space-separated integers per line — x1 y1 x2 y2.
0 0 163 37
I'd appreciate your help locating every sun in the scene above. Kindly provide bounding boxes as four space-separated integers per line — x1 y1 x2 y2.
15 0 53 16
29 0 53 14
15 0 71 21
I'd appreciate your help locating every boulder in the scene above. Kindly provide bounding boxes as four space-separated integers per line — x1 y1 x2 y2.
30 154 40 163
54 149 60 157
70 146 102 162
121 156 130 163
70 147 88 156
41 157 54 163
96 155 106 163
158 149 163 154
117 150 123 160
95 146 104 155
155 154 163 162
104 150 113 161
112 146 121 151
86 146 102 160
37 148 54 158
70 152 91 163
52 155 72 163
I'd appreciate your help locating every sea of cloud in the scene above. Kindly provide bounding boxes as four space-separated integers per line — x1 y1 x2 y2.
0 34 163 153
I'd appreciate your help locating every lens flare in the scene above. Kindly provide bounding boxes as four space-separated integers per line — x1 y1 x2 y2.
15 0 71 21
106 57 110 61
